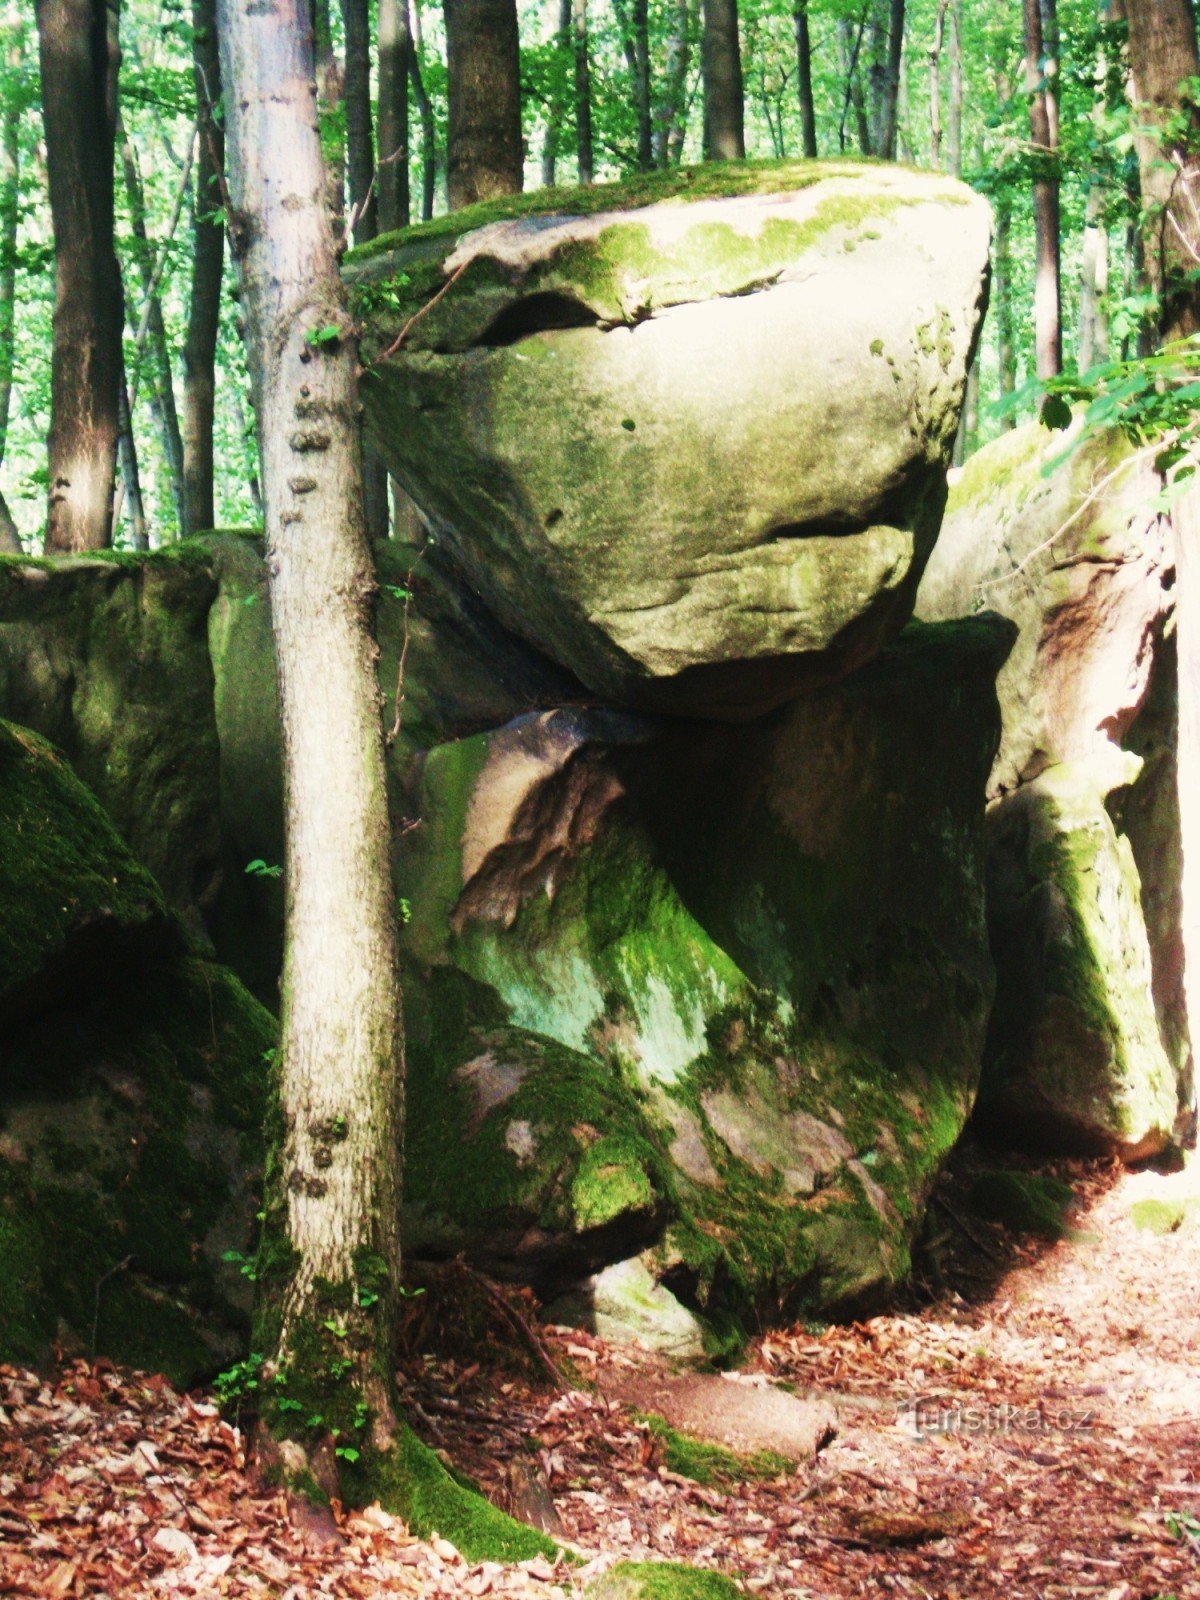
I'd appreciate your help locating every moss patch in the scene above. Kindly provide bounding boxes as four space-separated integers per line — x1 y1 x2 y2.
967 1171 1075 1240
1130 1196 1200 1235
587 1561 743 1600
639 1413 792 1486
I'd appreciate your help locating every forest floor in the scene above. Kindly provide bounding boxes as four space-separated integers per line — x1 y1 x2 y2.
2 1139 1200 1599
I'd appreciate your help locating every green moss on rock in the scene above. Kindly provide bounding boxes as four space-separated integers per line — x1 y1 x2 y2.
586 1561 743 1600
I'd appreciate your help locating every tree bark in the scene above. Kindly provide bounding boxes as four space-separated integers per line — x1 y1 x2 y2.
1124 0 1200 340
118 112 187 536
182 0 224 535
541 0 571 186
946 0 963 175
794 1 818 157
994 193 1018 425
116 360 149 551
574 0 595 180
878 0 905 160
378 0 411 231
702 0 744 159
410 0 437 221
341 0 378 244
1023 0 1062 379
655 0 690 165
444 0 523 208
0 25 19 549
36 0 123 552
838 16 873 155
216 0 404 1491
632 0 653 170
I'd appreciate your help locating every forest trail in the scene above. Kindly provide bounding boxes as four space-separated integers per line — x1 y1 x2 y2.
2 1145 1199 1599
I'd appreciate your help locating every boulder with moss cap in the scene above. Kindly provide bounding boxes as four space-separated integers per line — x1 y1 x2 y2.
349 159 991 717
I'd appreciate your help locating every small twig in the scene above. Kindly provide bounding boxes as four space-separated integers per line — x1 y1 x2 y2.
91 1255 134 1355
455 1260 569 1393
377 259 471 362
385 544 429 746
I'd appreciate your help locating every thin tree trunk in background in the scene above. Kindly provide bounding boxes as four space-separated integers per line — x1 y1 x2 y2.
702 0 745 158
839 16 873 155
0 31 19 551
313 0 346 228
655 0 690 164
182 0 223 535
542 0 571 186
37 0 123 552
118 113 187 535
794 0 818 157
1124 0 1200 341
575 0 595 180
233 387 263 518
1023 0 1062 379
947 0 963 174
1078 181 1110 370
216 0 404 1499
928 0 947 165
341 0 378 244
410 0 437 221
633 0 653 169
444 0 523 208
994 194 1018 425
116 362 148 551
378 0 411 231
879 0 905 160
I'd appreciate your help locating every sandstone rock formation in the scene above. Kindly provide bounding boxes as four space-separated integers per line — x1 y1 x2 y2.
919 418 1189 1158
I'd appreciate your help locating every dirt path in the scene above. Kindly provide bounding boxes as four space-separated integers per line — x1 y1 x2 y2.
2 1147 1199 1598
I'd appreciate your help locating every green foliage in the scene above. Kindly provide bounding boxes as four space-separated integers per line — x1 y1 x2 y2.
638 1414 792 1486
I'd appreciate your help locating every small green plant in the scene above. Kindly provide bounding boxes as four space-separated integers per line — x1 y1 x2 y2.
305 323 341 347
245 858 283 879
213 1352 264 1406
221 1248 258 1282
398 897 412 924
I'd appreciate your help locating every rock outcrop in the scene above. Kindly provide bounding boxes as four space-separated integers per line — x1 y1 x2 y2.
919 419 1188 1158
350 160 991 717
0 718 274 1380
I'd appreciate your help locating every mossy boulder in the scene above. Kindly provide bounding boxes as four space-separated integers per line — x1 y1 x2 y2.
0 549 222 933
586 1562 742 1600
918 420 1188 1158
350 160 991 718
0 719 275 1381
397 615 1010 1331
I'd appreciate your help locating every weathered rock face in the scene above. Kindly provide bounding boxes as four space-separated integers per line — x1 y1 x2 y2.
351 161 991 717
0 718 274 1381
918 420 1188 1158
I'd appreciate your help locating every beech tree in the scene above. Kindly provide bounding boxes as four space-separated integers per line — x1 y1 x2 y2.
36 0 123 552
1023 0 1062 379
444 0 523 208
182 0 224 536
703 0 745 158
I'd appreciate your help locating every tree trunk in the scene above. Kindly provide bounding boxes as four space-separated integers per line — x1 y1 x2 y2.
928 0 947 166
116 361 149 552
36 0 123 552
1023 0 1062 379
313 0 346 229
410 0 437 221
1124 0 1200 341
655 0 690 165
378 0 411 231
947 0 963 174
575 0 595 180
0 25 19 548
1078 180 1110 371
994 193 1018 425
878 0 904 160
633 0 653 170
341 0 378 244
118 112 187 536
838 16 873 155
182 0 224 535
444 0 523 208
702 0 744 159
541 0 571 186
794 0 818 158
216 0 404 1494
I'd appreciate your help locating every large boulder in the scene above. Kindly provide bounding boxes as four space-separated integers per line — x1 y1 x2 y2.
350 160 991 717
0 719 274 1381
918 419 1187 1158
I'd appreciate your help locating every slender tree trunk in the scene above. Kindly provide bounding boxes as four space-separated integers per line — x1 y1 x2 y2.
0 28 19 551
444 0 523 208
702 0 745 158
947 0 963 175
542 0 571 186
655 0 690 164
378 0 412 231
216 0 404 1496
794 0 818 157
118 112 187 535
313 0 346 228
233 387 263 518
1023 0 1062 379
410 0 437 221
1124 0 1200 341
575 0 595 180
1078 181 1110 370
341 0 378 244
116 362 149 551
633 0 653 169
928 0 947 166
839 16 873 155
182 0 224 535
994 193 1018 425
36 0 123 552
878 0 905 160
